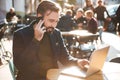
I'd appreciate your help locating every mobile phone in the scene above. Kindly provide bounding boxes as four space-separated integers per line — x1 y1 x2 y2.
35 16 45 28
36 16 43 24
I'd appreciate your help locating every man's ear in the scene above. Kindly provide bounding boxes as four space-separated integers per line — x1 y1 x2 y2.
37 13 42 17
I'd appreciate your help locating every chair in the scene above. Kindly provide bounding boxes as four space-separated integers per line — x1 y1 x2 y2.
8 58 16 80
110 57 120 63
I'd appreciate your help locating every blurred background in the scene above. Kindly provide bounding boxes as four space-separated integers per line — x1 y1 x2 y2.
0 0 120 24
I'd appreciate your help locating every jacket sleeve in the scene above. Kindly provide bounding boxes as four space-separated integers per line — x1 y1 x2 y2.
56 31 78 67
116 5 120 20
105 7 110 17
13 30 41 75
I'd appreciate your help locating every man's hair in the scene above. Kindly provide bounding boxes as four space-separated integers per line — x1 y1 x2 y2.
37 0 61 15
77 8 84 14
10 7 15 12
65 9 72 16
85 10 94 18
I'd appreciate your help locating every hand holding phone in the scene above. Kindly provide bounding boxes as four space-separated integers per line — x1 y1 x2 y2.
34 17 46 41
36 17 55 33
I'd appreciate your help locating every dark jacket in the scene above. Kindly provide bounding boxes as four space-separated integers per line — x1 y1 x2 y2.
116 5 120 23
6 12 16 22
13 21 77 80
57 15 77 31
116 5 120 31
94 6 109 21
87 18 98 34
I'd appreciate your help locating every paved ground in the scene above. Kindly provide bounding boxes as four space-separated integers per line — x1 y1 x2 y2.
102 32 120 61
0 63 14 80
0 36 14 80
0 32 120 80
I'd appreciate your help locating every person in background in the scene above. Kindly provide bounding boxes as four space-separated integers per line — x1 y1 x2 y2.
116 5 120 35
70 5 76 18
85 10 98 34
0 9 5 22
83 0 94 12
74 8 87 30
57 9 77 31
57 9 77 50
6 7 18 22
13 1 89 80
94 0 110 27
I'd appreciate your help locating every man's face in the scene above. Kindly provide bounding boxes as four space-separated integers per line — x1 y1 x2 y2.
43 11 59 32
77 11 83 18
98 1 102 6
10 9 14 13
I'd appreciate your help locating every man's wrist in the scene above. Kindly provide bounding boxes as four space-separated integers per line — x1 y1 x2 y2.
32 38 41 46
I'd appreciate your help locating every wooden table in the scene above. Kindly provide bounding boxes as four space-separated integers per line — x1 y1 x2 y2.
47 62 120 80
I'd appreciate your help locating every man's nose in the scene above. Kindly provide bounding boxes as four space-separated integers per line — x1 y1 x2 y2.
51 22 57 27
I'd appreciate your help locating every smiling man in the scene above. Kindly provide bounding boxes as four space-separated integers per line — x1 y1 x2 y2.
13 1 89 80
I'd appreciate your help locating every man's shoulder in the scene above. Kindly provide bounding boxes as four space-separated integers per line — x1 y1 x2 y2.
91 18 97 22
54 28 61 33
53 28 62 36
14 24 32 34
100 5 106 9
15 20 35 33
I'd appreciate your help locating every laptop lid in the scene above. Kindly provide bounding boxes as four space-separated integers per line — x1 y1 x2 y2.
86 45 110 76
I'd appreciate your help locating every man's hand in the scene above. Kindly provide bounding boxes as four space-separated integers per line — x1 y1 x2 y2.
34 20 46 41
77 59 89 69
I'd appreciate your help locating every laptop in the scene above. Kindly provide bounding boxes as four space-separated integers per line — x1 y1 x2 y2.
60 45 110 78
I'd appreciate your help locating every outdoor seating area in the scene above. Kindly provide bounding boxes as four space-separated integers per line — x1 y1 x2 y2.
0 0 120 80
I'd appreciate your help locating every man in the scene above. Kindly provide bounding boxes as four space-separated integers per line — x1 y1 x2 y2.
57 9 77 31
57 9 77 51
83 0 94 12
74 8 87 30
85 10 98 34
116 5 120 35
94 0 110 27
6 7 18 22
13 1 89 80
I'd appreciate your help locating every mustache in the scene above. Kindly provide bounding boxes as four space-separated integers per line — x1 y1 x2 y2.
44 26 55 33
